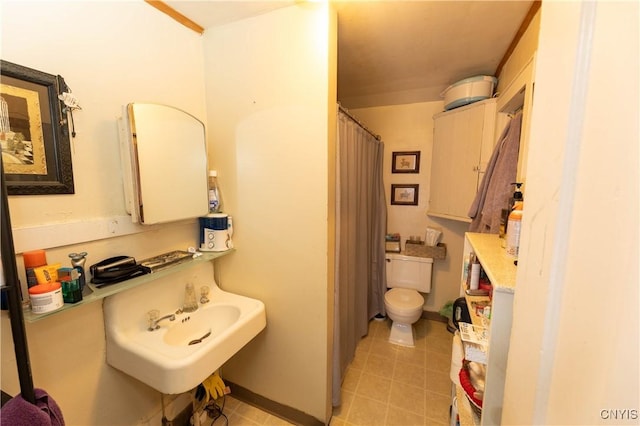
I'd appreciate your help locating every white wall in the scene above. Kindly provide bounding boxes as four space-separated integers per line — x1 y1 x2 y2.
503 2 639 424
1 1 207 227
350 102 469 314
1 1 210 424
496 8 540 96
200 4 336 422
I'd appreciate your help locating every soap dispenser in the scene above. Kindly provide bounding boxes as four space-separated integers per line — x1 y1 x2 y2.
501 183 524 239
508 182 524 212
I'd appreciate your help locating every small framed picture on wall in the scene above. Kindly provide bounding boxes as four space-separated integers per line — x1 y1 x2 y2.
392 151 420 173
391 184 419 206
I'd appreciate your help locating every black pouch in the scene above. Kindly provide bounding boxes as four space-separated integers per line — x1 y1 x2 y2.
452 297 472 331
89 256 147 287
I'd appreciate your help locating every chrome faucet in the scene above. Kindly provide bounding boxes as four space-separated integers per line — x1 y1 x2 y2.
182 282 198 313
147 310 176 331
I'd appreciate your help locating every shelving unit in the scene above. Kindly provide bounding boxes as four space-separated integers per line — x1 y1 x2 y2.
22 250 234 323
454 233 517 426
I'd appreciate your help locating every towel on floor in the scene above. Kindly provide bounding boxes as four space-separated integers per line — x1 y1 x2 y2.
0 388 65 426
468 112 522 233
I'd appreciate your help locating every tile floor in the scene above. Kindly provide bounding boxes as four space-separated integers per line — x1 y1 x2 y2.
330 318 454 426
209 395 294 425
219 318 453 426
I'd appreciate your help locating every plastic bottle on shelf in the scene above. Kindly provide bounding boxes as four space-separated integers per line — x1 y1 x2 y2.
501 183 524 240
508 182 524 212
23 250 47 289
506 202 523 258
208 170 223 213
469 257 481 290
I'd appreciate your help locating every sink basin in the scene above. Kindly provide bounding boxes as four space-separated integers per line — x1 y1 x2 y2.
103 267 266 394
163 305 240 346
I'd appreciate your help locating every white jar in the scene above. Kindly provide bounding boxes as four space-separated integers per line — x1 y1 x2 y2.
29 282 64 314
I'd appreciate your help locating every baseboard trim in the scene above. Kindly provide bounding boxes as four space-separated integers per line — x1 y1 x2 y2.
226 381 323 426
421 310 447 323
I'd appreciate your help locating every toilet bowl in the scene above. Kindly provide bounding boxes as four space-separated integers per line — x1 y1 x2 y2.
384 288 424 346
384 253 433 347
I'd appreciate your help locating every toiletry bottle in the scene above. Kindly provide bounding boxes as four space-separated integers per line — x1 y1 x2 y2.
24 249 47 288
506 202 523 258
469 257 481 290
502 183 524 239
466 253 476 288
208 170 223 213
508 182 524 212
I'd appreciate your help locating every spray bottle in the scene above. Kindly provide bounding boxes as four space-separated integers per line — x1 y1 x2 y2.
508 182 524 212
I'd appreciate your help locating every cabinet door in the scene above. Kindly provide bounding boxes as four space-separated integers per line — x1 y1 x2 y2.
429 103 487 221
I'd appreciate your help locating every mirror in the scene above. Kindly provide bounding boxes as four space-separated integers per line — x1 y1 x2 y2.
118 103 208 225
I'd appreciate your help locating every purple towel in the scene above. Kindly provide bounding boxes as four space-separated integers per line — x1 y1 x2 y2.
0 388 65 426
468 112 522 233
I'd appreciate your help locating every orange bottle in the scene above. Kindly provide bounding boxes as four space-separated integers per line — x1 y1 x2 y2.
506 202 523 258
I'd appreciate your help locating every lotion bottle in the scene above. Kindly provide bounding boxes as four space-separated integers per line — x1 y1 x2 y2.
506 202 523 258
501 183 524 240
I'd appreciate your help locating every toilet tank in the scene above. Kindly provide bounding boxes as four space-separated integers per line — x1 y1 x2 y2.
385 253 433 293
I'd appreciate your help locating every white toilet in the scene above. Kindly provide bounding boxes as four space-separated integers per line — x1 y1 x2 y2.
384 253 433 347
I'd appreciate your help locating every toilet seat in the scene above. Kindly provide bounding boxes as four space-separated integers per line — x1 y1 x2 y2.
384 288 423 310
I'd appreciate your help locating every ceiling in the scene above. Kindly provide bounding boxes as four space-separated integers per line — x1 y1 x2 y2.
164 1 534 109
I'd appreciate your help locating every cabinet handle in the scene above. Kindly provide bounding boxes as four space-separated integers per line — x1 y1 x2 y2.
472 165 480 172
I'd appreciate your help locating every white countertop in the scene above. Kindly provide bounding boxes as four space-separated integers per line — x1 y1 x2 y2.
466 233 517 294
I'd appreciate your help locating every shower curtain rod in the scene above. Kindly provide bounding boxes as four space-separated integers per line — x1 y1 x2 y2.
338 104 381 141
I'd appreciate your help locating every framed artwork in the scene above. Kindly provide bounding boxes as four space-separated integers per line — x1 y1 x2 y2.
0 60 74 195
392 151 420 173
391 184 419 205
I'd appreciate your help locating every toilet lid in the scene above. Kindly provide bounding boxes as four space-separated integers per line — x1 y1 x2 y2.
385 288 424 310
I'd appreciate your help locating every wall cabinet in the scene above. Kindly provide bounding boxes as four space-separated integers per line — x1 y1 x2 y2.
454 233 516 425
428 99 496 222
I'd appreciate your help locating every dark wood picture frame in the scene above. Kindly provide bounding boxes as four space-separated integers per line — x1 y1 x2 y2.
391 184 419 205
0 60 74 195
392 151 420 173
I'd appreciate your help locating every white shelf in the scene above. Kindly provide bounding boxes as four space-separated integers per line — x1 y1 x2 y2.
458 232 517 426
23 250 234 323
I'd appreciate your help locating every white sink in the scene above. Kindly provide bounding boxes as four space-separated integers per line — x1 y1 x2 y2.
103 267 265 394
163 305 241 347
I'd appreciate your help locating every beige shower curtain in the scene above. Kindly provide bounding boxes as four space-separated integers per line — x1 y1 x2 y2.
333 107 387 406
